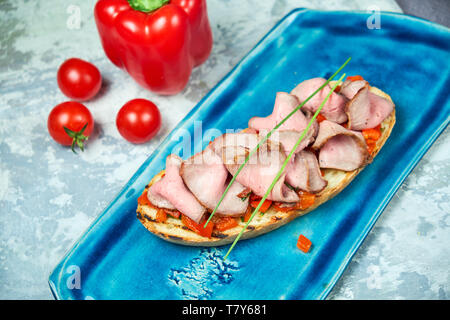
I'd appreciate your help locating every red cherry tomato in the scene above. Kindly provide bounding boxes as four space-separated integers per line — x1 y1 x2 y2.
47 101 94 153
116 99 161 144
57 58 102 101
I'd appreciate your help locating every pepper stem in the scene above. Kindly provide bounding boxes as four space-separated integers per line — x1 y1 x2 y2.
127 0 169 12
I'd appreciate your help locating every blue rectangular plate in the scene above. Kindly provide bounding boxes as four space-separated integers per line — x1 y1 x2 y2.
49 9 450 300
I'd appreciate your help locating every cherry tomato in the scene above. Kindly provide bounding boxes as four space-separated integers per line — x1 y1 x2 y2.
57 58 102 101
116 99 161 144
47 101 94 153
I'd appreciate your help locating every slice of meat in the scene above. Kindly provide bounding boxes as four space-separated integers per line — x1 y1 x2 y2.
291 77 348 123
312 120 370 171
147 154 206 223
247 91 318 155
345 85 394 130
339 79 367 99
221 141 299 203
304 151 328 192
248 92 310 132
285 150 327 193
146 188 176 210
180 147 249 216
304 109 320 138
318 136 369 171
312 120 365 149
210 132 275 168
259 129 316 156
211 130 309 167
285 156 308 192
209 132 260 155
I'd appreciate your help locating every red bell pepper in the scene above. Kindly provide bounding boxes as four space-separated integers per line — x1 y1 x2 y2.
94 0 213 95
181 214 214 238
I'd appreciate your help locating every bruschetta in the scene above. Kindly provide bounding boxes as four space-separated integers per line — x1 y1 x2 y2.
136 77 396 246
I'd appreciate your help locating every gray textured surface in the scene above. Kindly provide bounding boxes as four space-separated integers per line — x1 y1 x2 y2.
0 0 448 300
396 0 450 27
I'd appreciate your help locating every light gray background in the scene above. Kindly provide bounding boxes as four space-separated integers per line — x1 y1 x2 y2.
0 0 448 299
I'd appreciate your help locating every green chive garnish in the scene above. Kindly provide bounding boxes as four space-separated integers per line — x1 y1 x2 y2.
204 57 351 229
223 73 347 260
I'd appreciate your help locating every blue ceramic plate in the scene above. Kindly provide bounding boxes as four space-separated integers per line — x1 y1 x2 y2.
49 9 450 300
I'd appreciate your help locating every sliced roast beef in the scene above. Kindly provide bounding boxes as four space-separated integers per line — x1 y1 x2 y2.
246 91 318 155
312 120 370 171
303 151 328 192
221 141 299 203
319 135 370 171
285 150 328 193
339 79 367 99
291 77 348 124
147 154 206 223
146 188 176 210
346 85 394 130
304 109 320 137
180 146 249 216
209 132 260 155
248 92 311 132
211 132 291 169
259 129 316 156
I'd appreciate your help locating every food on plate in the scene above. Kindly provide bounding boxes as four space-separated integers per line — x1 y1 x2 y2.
47 101 94 153
116 98 162 144
136 75 396 246
297 234 312 253
94 0 213 95
57 58 102 101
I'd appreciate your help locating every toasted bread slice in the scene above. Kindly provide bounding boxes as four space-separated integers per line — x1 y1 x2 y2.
137 84 396 246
